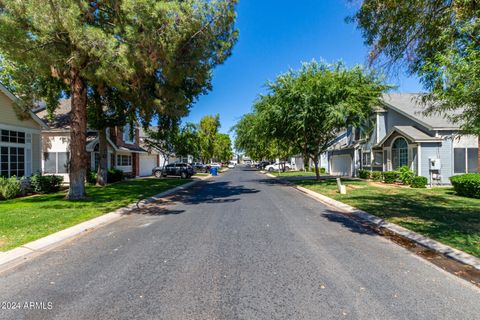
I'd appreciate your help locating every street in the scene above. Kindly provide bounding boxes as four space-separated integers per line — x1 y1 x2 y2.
0 167 479 320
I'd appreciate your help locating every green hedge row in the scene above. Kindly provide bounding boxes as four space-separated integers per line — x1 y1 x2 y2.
0 173 63 200
450 174 480 199
87 168 124 185
357 168 427 188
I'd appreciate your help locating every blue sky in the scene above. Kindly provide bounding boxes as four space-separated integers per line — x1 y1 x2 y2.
184 0 423 135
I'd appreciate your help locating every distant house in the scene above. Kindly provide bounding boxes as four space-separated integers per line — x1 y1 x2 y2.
326 93 479 184
34 99 165 182
0 84 46 178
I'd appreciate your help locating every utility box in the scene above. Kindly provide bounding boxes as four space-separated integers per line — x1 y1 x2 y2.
429 158 441 170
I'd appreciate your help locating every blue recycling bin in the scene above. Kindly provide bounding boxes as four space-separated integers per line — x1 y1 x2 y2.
210 167 218 176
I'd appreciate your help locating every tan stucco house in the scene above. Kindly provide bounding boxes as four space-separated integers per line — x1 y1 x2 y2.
0 84 46 178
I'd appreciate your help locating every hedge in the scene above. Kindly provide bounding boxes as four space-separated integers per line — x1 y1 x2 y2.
371 171 382 181
383 171 399 184
450 174 480 199
410 176 428 188
30 173 63 194
358 169 371 179
0 176 21 199
107 168 124 183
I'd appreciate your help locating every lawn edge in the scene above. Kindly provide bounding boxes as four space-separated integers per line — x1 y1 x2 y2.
0 175 212 272
264 172 480 271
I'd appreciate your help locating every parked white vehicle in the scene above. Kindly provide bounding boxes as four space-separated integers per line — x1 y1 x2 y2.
210 162 222 169
265 162 291 172
227 162 236 168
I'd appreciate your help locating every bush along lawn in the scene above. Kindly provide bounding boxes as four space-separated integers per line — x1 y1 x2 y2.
0 178 189 251
293 179 480 258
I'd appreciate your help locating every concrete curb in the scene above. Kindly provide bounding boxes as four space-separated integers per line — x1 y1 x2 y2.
0 176 211 271
264 172 480 271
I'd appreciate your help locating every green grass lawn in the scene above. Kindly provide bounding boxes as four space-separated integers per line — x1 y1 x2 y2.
293 179 480 258
0 178 189 251
272 170 318 177
194 173 210 176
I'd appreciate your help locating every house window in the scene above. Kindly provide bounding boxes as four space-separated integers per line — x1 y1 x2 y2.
93 153 100 170
454 148 478 173
373 151 383 166
123 124 135 144
467 148 478 173
362 152 371 166
0 146 25 177
117 154 132 166
44 152 69 174
392 137 408 169
1 130 26 144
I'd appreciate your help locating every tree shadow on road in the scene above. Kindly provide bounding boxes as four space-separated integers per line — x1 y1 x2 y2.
321 209 378 236
171 181 260 205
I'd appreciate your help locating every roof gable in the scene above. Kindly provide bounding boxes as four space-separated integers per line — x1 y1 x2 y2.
0 83 47 129
381 93 461 130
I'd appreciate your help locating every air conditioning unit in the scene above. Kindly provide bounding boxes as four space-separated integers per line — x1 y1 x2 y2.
429 158 441 170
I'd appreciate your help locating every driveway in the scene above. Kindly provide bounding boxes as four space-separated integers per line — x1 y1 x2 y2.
0 167 479 319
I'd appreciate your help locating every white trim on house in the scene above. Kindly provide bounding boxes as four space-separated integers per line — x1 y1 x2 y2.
86 136 119 152
0 123 41 134
417 144 422 176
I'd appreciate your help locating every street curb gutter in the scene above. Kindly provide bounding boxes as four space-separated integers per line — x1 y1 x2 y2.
0 175 212 272
265 172 480 271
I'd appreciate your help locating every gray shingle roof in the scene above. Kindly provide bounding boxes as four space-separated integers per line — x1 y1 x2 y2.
34 99 72 129
381 93 462 130
376 125 442 147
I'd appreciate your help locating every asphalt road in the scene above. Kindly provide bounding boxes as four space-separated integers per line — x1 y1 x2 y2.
1 168 479 320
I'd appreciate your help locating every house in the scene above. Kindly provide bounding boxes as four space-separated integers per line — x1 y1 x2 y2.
0 84 46 178
34 99 164 182
326 93 479 184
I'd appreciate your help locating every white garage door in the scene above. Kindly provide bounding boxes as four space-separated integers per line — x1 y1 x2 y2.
139 154 157 176
330 154 352 176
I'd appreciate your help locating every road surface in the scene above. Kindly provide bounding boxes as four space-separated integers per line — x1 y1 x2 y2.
0 168 479 319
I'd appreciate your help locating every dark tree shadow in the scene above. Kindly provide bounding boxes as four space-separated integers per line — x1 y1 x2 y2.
321 209 377 236
170 181 260 206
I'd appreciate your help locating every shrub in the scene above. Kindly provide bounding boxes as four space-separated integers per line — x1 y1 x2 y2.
358 169 371 179
383 171 399 184
450 174 480 199
107 168 124 183
371 171 382 181
319 167 326 174
398 166 414 185
19 176 32 196
410 176 428 188
30 173 63 194
87 170 97 185
0 176 21 199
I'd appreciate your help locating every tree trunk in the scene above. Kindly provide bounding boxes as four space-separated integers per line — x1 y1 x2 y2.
96 128 108 186
67 68 87 200
313 155 320 180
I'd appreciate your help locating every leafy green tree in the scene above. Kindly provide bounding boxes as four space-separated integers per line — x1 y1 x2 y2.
233 113 277 161
214 133 233 162
0 1 134 199
246 60 388 179
352 0 480 170
176 123 200 161
199 114 221 163
0 0 238 199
